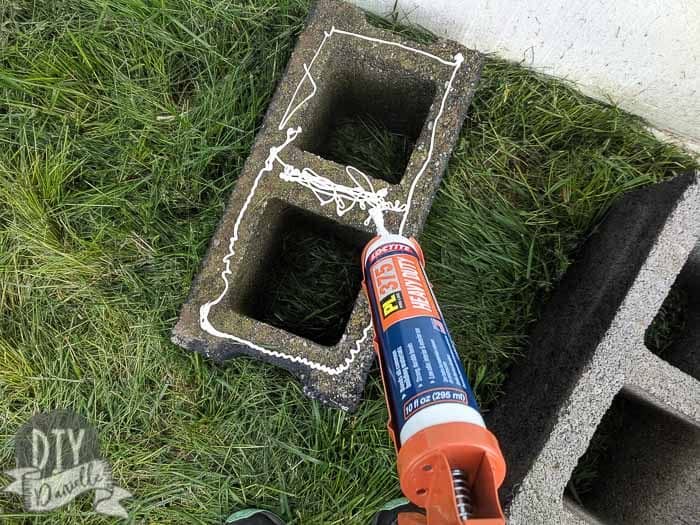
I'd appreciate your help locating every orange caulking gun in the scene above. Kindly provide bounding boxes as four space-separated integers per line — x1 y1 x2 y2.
361 216 507 525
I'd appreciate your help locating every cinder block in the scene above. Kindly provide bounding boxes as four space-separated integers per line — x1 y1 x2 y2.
568 390 699 524
656 243 700 380
486 172 700 524
172 0 482 410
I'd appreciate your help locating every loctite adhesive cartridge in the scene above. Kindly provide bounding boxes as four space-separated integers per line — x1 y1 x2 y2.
362 233 506 525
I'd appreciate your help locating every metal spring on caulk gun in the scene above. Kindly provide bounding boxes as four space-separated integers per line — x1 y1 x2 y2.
451 468 472 521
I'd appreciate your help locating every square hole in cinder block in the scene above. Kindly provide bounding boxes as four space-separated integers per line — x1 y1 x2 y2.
298 60 436 185
234 199 372 347
645 243 700 380
565 390 700 524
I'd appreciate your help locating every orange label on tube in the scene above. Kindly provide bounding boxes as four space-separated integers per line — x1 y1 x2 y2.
369 253 440 331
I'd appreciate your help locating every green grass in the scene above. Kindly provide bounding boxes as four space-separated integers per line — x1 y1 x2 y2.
254 221 364 346
565 395 626 504
324 114 413 184
0 1 697 524
644 285 689 357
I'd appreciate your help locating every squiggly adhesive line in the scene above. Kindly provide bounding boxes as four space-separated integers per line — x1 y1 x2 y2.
277 133 406 225
200 27 463 376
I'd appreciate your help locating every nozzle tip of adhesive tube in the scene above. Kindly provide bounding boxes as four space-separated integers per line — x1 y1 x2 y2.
369 207 390 237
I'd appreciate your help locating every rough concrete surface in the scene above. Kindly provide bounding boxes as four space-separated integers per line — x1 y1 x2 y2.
487 171 700 524
570 391 700 524
172 0 482 411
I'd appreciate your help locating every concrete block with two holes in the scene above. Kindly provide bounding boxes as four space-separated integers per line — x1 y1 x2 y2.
488 171 700 524
172 0 483 410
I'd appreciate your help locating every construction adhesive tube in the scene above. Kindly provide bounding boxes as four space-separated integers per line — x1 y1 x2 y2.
362 233 506 525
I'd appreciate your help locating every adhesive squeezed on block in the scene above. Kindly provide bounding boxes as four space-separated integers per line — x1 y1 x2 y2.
172 0 483 411
362 232 506 524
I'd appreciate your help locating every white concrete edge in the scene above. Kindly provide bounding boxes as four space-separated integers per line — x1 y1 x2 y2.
351 0 700 156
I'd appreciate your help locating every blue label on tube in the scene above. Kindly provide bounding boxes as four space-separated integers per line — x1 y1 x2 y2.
364 240 480 436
